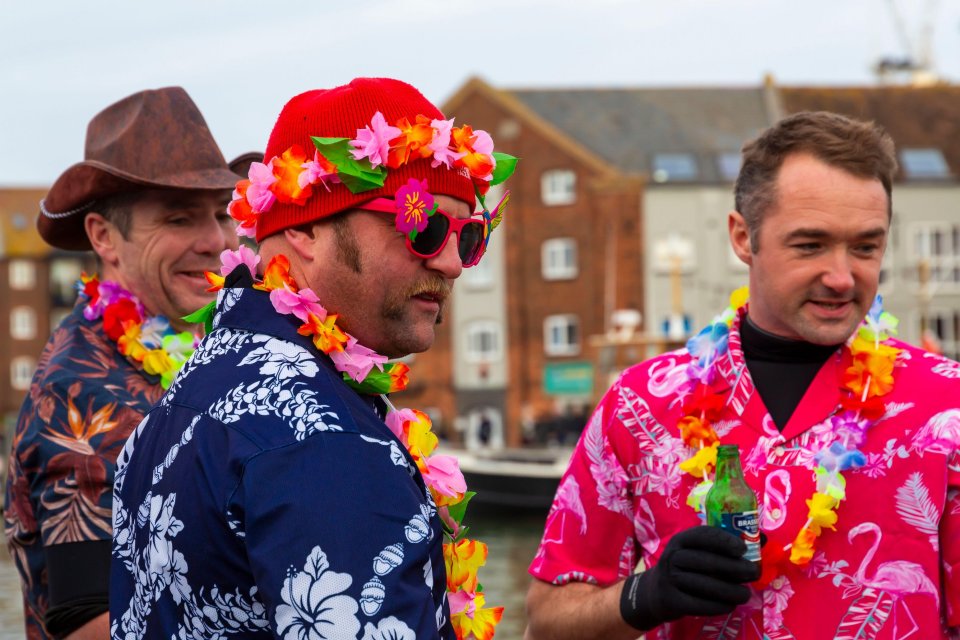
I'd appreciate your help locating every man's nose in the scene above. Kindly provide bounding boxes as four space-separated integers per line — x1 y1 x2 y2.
821 249 855 293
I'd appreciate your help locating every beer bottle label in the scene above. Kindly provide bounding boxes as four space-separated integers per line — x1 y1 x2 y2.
718 510 761 562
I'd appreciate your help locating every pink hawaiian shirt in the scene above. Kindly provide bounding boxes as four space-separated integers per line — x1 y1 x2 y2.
530 314 960 639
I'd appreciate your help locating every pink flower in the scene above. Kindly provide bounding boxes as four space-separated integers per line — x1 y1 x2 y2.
330 337 388 382
385 408 419 445
421 453 466 499
394 179 434 234
428 118 465 169
298 150 340 191
269 287 326 323
448 589 475 617
350 111 401 168
219 245 260 277
246 162 278 213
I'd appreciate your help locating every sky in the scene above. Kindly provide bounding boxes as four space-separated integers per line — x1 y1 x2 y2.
2 0 958 186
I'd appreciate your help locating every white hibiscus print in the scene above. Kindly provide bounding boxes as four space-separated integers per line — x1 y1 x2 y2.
276 546 360 640
241 339 319 381
361 616 415 640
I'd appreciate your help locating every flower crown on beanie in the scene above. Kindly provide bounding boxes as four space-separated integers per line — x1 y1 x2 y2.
228 79 518 255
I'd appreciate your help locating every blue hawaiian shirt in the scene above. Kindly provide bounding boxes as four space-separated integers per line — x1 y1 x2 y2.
5 300 163 640
110 285 454 639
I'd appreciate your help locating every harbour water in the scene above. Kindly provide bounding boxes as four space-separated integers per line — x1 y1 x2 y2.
0 509 546 638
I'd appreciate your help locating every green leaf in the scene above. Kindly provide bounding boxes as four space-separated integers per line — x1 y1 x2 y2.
182 301 216 334
446 491 476 525
453 525 471 542
490 152 519 186
311 136 386 193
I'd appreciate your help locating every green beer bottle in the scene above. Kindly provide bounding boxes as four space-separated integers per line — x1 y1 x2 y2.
705 444 761 562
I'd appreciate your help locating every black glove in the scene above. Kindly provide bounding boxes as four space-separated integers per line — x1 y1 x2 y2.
619 525 761 631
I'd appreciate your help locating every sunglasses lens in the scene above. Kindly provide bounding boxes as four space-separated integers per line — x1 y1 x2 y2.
458 221 485 266
411 213 450 257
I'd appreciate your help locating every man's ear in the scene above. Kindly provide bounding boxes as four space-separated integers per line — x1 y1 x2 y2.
283 224 322 263
728 211 753 267
84 212 120 267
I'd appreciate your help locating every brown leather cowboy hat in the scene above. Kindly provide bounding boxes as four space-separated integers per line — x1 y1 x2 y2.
38 86 239 250
228 151 263 178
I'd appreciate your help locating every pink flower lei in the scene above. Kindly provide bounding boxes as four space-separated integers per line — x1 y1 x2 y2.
201 245 504 638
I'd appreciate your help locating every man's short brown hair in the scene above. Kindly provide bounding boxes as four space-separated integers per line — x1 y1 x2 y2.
734 111 898 250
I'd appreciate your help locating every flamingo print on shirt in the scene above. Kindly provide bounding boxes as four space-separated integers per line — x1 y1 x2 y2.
833 522 938 640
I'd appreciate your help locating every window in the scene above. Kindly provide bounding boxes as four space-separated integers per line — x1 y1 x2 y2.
11 306 37 340
50 258 83 306
542 238 578 280
900 148 950 180
716 152 741 182
923 311 960 361
9 259 36 290
11 356 36 390
463 256 494 288
652 153 699 182
911 223 960 288
541 169 576 206
465 321 502 363
544 314 580 356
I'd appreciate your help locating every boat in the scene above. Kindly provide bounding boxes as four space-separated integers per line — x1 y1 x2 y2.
454 447 573 510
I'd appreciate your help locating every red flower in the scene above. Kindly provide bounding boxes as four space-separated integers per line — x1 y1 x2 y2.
682 385 726 423
753 540 789 590
839 394 886 421
102 299 141 341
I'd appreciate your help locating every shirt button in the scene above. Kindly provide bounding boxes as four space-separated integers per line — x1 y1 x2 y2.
770 508 782 520
774 446 785 456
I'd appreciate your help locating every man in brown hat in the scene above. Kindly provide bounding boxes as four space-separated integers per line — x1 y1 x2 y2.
4 86 240 640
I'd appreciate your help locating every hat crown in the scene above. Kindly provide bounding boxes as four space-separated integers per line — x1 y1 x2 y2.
255 77 476 241
38 86 239 251
83 86 228 180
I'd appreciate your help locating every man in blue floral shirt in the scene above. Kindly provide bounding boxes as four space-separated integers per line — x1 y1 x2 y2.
3 87 239 640
110 78 515 639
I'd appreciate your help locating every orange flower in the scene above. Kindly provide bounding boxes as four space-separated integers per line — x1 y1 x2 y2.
228 180 259 233
256 255 295 292
450 592 503 640
387 115 434 168
406 410 438 465
444 539 488 592
789 527 818 566
298 312 348 354
451 125 495 180
387 362 409 392
117 323 147 362
205 271 225 293
271 145 313 205
843 340 897 398
678 415 718 448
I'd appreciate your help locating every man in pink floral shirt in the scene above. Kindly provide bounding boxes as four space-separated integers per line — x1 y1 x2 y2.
526 111 960 639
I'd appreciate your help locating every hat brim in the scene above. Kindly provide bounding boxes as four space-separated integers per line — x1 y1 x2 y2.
38 160 240 251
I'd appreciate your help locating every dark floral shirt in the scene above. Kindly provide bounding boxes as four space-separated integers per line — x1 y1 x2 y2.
4 300 162 640
109 286 453 639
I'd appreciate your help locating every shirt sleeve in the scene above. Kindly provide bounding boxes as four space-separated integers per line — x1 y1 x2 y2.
941 447 960 628
234 432 448 639
529 375 638 587
35 377 139 549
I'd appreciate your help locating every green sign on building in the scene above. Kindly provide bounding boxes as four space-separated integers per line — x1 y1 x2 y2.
543 361 594 396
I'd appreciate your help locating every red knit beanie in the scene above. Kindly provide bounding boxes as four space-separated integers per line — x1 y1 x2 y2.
255 78 476 241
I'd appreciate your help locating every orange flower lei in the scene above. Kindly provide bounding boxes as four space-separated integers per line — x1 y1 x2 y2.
679 288 901 587
202 254 503 639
